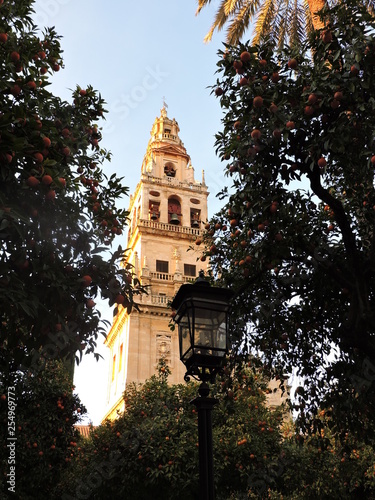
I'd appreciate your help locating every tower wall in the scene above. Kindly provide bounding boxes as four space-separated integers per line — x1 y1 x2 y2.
102 108 209 421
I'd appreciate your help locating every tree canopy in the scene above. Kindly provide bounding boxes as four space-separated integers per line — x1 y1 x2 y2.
201 0 375 443
0 0 144 378
62 359 286 500
0 360 87 499
59 360 375 499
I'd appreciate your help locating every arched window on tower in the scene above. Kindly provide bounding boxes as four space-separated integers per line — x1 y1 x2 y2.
149 201 160 221
164 162 176 177
190 209 201 228
168 197 181 225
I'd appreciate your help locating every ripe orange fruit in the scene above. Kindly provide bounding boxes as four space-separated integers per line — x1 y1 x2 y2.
82 275 92 287
274 233 283 242
318 157 327 168
0 33 8 43
27 81 37 90
334 91 343 101
86 299 95 308
308 93 318 105
321 30 332 43
240 51 251 63
287 58 297 70
26 176 40 188
115 294 125 304
270 203 278 213
269 103 278 113
42 174 52 185
286 121 295 130
11 84 21 96
253 96 263 108
34 152 44 163
11 51 20 62
251 129 261 140
215 87 223 96
43 137 51 148
272 129 281 140
45 190 56 201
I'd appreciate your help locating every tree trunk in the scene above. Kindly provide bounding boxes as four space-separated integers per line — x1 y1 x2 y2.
307 0 327 31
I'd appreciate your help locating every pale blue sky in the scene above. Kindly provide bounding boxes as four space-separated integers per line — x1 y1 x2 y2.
32 0 251 424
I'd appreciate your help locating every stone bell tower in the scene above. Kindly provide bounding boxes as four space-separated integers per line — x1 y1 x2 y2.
102 106 209 421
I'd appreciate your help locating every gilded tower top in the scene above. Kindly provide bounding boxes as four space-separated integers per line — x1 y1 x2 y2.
141 106 206 187
148 106 186 150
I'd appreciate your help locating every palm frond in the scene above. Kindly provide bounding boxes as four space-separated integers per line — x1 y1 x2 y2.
287 0 306 48
303 0 316 38
203 0 235 42
271 0 290 51
362 0 375 17
226 1 259 44
252 0 278 45
224 0 243 16
195 0 213 15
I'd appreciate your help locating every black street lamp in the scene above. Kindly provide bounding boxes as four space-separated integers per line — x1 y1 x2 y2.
171 272 233 500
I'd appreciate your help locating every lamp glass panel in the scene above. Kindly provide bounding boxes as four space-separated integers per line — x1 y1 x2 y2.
193 306 227 357
178 309 193 360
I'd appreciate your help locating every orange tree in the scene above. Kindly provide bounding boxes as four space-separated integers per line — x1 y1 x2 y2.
203 0 375 444
275 411 375 499
0 0 144 378
62 358 285 500
0 360 87 499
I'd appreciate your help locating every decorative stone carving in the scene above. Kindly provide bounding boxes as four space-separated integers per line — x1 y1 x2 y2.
156 333 172 364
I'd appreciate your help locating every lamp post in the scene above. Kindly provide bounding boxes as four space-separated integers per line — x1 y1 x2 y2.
171 272 233 500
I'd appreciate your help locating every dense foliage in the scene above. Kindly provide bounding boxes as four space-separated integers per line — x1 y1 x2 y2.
0 0 144 377
55 360 375 499
202 0 375 442
64 359 285 500
0 360 87 499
